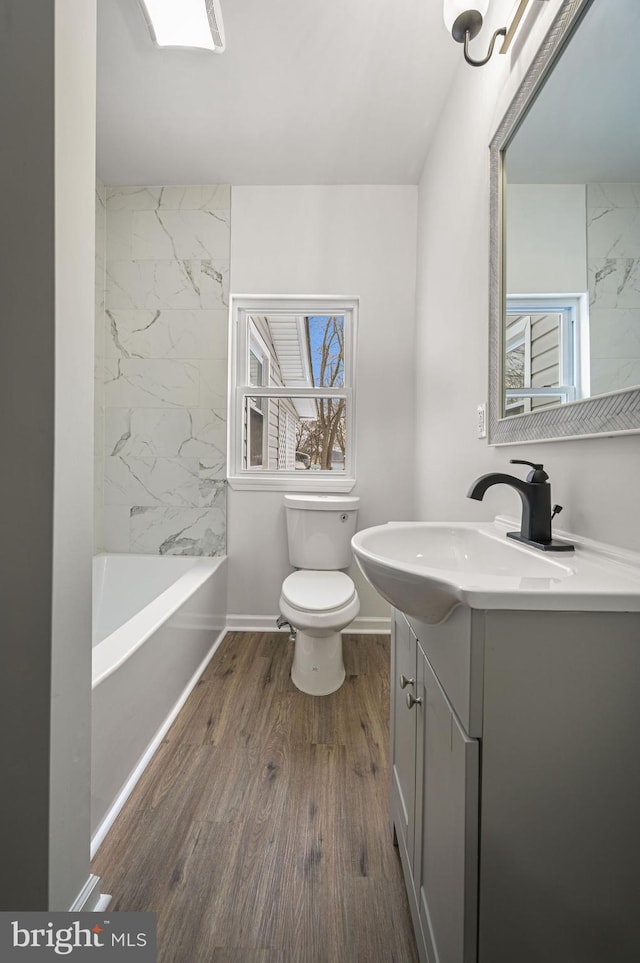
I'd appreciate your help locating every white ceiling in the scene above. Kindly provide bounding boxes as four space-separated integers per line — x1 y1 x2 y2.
96 0 460 186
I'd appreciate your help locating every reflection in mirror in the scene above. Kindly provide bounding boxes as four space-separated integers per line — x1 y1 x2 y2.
504 297 584 414
501 0 640 418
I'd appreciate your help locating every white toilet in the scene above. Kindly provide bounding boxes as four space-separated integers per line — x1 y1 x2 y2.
279 494 360 696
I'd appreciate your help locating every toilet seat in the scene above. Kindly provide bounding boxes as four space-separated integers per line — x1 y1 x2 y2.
279 570 360 693
281 570 356 614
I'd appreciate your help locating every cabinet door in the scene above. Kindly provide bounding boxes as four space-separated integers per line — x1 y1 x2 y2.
415 649 479 963
390 610 418 862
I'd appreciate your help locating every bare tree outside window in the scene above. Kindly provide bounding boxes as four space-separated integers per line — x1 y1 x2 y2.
294 316 346 470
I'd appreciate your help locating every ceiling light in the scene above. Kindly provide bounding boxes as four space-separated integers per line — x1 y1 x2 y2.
139 0 225 52
443 0 547 67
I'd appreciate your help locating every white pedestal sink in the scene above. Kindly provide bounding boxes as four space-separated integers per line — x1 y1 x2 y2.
351 516 640 623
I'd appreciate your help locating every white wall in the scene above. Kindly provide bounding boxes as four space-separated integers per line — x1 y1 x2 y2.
415 0 640 552
50 0 97 911
228 186 418 622
506 183 587 293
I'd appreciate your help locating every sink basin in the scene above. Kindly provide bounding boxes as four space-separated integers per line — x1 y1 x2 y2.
351 520 640 623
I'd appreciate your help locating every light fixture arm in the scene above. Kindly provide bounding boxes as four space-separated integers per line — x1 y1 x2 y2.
445 0 548 68
463 24 507 66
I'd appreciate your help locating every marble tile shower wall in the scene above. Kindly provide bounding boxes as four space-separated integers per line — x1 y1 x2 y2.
588 183 640 396
100 185 229 555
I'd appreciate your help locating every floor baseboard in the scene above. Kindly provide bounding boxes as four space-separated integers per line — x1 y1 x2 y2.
69 873 111 912
225 614 390 634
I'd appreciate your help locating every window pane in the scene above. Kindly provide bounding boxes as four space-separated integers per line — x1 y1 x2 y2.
505 343 526 390
307 315 345 388
505 393 564 418
530 393 563 412
247 403 264 467
242 395 347 472
530 313 561 389
245 313 346 391
249 349 265 387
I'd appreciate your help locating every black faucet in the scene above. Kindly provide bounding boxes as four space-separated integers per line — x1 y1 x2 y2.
467 460 574 552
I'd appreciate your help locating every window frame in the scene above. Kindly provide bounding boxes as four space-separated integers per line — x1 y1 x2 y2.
228 295 358 492
503 295 589 415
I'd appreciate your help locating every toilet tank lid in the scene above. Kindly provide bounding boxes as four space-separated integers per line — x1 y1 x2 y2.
282 570 356 612
284 494 360 511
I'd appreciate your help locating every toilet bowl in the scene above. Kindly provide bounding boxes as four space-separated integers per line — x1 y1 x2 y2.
279 493 361 695
279 570 360 696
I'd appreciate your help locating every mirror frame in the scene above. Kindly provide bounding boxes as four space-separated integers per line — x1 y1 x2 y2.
488 0 640 444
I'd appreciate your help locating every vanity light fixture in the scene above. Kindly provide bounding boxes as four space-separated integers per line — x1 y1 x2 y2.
443 0 545 67
138 0 225 52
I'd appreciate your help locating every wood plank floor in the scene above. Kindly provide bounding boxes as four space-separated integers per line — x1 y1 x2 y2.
92 631 419 963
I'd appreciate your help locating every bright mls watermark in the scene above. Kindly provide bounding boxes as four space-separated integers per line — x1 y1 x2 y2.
0 913 156 961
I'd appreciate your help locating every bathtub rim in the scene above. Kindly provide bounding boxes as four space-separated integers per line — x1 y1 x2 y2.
92 554 226 688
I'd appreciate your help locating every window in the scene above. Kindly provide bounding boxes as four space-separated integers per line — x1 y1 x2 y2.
228 296 357 491
246 323 270 469
503 296 589 418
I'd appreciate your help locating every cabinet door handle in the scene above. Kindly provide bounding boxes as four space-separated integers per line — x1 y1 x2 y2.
399 675 415 690
406 692 422 709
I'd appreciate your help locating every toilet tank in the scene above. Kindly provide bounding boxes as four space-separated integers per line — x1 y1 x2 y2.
284 494 360 570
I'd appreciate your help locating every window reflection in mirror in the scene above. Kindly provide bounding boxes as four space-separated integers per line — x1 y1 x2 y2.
503 297 587 417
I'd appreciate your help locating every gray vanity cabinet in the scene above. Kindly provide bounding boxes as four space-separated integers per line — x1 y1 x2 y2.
415 645 479 963
391 606 640 963
391 610 479 963
390 610 417 874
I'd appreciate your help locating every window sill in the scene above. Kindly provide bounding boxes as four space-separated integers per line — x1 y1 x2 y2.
228 474 357 493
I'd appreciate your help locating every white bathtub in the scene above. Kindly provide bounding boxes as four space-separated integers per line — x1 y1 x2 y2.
91 553 227 854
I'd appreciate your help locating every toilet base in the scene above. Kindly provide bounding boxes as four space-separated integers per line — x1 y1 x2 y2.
291 629 345 696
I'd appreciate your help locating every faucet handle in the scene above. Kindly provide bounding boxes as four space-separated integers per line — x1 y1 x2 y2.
509 459 549 483
510 459 543 469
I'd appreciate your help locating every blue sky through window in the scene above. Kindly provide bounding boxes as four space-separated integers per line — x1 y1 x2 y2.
307 315 345 388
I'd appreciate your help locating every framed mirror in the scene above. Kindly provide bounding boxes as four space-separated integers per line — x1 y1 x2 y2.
488 0 640 444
